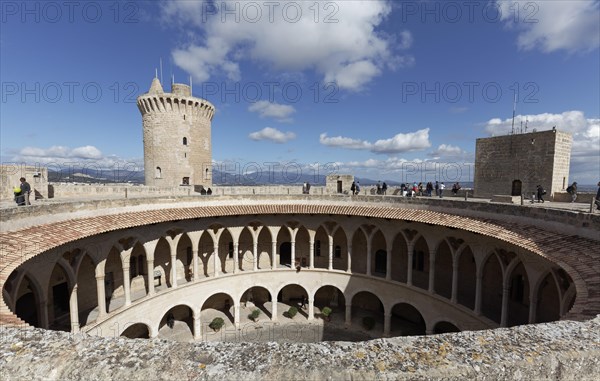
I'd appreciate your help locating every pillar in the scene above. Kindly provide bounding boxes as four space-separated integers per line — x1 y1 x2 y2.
474 273 483 315
328 237 333 271
253 242 258 271
309 237 315 269
428 249 436 294
308 298 314 321
291 240 296 269
451 261 459 304
170 251 178 288
192 249 199 280
271 241 277 270
193 315 202 340
234 301 241 329
385 242 392 280
233 242 239 274
500 286 510 327
345 304 352 326
529 295 538 324
407 243 414 286
39 300 49 329
366 239 372 276
213 244 220 277
69 285 80 333
122 264 131 306
95 275 107 318
383 312 391 337
271 299 278 321
346 243 352 273
146 258 155 296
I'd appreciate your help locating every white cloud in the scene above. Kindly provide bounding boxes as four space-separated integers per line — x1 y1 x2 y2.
11 145 141 169
483 110 600 180
248 101 296 122
320 128 431 154
249 127 296 143
496 0 600 53
429 144 467 158
163 0 413 91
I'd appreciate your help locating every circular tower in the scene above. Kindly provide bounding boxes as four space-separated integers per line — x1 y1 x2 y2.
137 77 215 188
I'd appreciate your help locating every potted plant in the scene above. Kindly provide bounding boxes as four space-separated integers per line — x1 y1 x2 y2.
321 306 332 322
248 309 261 322
287 306 298 319
209 317 225 332
362 316 375 331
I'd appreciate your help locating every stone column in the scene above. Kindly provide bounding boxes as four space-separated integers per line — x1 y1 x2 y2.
271 241 277 270
345 304 352 326
234 301 241 329
193 314 202 340
192 249 199 280
500 285 510 327
146 258 155 296
328 236 334 271
529 295 538 324
213 243 220 277
271 300 278 322
308 298 314 321
383 312 391 337
290 240 296 269
428 249 436 294
122 263 131 306
169 247 178 288
407 243 414 286
385 241 393 280
366 238 372 276
346 243 352 273
39 300 49 329
309 237 315 269
252 242 258 271
69 285 80 333
95 275 107 319
474 271 483 315
451 261 459 304
233 242 239 274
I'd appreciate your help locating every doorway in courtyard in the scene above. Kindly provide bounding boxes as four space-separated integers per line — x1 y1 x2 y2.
279 242 291 266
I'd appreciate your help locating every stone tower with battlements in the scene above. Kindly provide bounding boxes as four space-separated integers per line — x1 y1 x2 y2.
474 129 572 199
137 77 215 188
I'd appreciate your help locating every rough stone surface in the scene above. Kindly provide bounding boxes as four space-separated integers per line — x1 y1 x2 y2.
1 316 599 380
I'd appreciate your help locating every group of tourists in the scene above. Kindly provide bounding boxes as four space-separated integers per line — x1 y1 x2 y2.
350 181 360 195
302 182 311 194
376 181 388 195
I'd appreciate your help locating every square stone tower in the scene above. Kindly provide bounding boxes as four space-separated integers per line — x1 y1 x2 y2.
474 129 572 198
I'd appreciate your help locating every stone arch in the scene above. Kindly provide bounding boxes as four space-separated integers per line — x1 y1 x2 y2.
276 227 292 268
412 235 430 290
313 226 328 269
198 231 214 277
158 304 194 342
351 290 384 335
456 245 476 309
390 302 426 336
202 292 235 325
294 226 310 268
217 228 234 274
332 227 348 271
351 228 367 274
506 260 530 327
277 284 309 319
371 230 387 276
433 320 460 334
104 247 126 312
481 252 504 323
313 285 346 311
47 261 73 331
15 274 44 328
76 254 98 326
152 237 172 287
237 227 254 271
121 322 151 339
256 227 272 270
391 231 408 283
240 286 273 320
535 271 561 323
175 233 193 283
129 242 148 300
434 239 453 299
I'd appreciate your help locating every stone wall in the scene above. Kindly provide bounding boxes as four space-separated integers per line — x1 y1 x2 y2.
474 130 572 198
1 316 598 380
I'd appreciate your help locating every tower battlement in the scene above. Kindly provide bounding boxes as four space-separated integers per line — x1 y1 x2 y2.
137 77 215 188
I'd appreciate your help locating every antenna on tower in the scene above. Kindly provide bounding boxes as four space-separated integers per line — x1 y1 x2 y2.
525 118 528 133
155 68 158 79
172 73 175 85
159 58 163 83
190 75 193 96
511 93 517 135
520 120 523 134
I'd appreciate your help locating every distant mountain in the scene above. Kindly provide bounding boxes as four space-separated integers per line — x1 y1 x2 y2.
48 167 144 184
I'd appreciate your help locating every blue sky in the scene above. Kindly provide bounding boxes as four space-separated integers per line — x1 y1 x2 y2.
1 0 599 184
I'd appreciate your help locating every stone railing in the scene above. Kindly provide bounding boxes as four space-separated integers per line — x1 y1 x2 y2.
1 316 598 380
